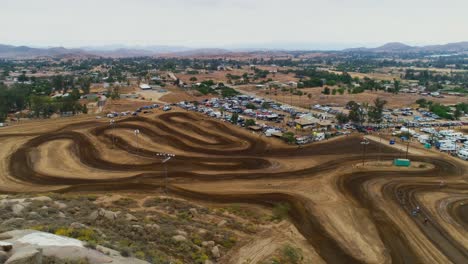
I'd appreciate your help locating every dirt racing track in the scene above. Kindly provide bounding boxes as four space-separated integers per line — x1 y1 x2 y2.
0 111 467 264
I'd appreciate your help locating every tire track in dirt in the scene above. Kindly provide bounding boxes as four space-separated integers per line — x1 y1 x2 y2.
2 111 467 264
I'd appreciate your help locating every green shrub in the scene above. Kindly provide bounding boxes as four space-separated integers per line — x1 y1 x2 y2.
271 203 291 221
281 244 303 264
112 198 137 207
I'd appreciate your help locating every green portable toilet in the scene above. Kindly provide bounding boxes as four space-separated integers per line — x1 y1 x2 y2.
424 143 431 149
394 159 411 167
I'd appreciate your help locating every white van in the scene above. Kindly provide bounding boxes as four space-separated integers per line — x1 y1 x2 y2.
457 150 468 161
463 141 468 149
440 143 456 152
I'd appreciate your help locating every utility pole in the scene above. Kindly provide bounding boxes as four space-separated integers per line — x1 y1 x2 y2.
378 132 382 163
134 129 140 153
110 119 115 148
157 153 176 198
405 139 410 159
361 138 370 166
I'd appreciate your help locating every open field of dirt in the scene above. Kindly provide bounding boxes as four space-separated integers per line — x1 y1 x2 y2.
0 110 467 263
236 85 465 108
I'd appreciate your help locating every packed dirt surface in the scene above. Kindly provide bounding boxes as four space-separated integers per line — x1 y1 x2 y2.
236 85 464 108
0 110 467 263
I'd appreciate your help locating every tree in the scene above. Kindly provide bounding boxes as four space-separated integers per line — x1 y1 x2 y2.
282 132 296 144
0 84 8 122
348 103 365 125
332 89 337 95
245 119 256 126
454 108 462 120
109 85 120 100
338 87 345 95
78 77 91 94
246 103 257 110
336 112 349 125
230 113 239 124
368 98 387 124
429 103 453 120
322 87 330 95
189 77 197 82
261 102 270 109
18 72 28 83
52 75 65 90
393 79 401 94
345 100 358 110
82 104 88 114
416 98 428 108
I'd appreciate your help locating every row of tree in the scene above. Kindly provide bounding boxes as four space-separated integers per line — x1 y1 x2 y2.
0 74 93 121
336 98 388 125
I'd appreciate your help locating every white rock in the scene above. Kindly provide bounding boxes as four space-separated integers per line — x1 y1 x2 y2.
69 222 87 229
98 209 120 220
53 201 67 209
96 245 121 257
217 220 227 227
125 213 137 221
211 245 220 258
202 241 215 248
30 196 52 203
17 232 84 247
172 235 186 242
145 224 160 230
11 204 25 215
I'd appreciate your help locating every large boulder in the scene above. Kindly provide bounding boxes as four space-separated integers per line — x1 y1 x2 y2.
98 209 120 220
0 230 151 264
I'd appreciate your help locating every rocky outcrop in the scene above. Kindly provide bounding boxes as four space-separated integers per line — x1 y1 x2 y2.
0 230 150 264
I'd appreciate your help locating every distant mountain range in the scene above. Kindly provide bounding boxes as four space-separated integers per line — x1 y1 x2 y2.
1 42 468 59
0 44 86 58
343 42 468 53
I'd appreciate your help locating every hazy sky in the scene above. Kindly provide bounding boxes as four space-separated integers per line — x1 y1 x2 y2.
1 0 467 49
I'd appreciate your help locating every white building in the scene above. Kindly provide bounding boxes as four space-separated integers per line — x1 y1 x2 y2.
139 84 152 90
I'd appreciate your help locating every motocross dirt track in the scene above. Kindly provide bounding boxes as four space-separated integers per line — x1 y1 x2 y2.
0 111 467 264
